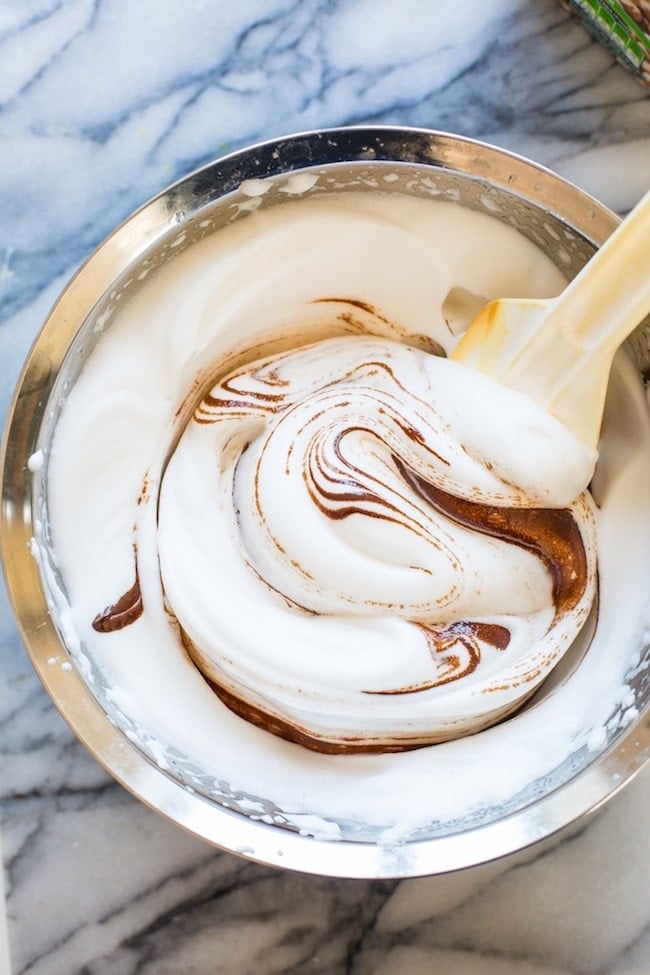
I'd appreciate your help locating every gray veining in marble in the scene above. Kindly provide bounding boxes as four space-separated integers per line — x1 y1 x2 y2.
1 1 649 973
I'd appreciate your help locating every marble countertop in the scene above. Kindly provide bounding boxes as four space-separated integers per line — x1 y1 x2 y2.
1 2 649 973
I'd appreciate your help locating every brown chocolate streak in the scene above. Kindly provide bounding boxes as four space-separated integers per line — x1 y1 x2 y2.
307 425 400 519
206 677 428 754
370 620 511 696
311 296 385 320
305 422 445 523
92 573 143 633
362 450 588 697
393 455 588 618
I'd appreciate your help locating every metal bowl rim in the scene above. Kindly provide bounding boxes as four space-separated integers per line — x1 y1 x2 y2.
1 124 647 879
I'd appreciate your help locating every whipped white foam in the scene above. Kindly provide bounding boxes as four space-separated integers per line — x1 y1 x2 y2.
42 189 650 839
158 335 597 750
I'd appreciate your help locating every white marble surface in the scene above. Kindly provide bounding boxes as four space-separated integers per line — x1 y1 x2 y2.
1 1 649 973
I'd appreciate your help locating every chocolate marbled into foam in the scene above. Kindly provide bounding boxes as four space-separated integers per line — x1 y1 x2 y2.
45 189 646 829
150 334 597 753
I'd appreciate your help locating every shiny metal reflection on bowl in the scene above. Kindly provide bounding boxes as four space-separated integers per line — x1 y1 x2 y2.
1 126 649 879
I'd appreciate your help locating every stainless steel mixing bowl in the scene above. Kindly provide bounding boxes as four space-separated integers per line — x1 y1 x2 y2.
2 127 648 878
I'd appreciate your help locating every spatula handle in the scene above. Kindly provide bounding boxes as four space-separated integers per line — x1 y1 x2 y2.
543 188 650 356
500 189 650 399
453 189 650 449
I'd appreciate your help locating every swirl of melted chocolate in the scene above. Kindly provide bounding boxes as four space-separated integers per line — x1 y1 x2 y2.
93 334 598 753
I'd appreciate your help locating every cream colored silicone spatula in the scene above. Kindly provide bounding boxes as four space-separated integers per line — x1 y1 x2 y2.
452 189 650 449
